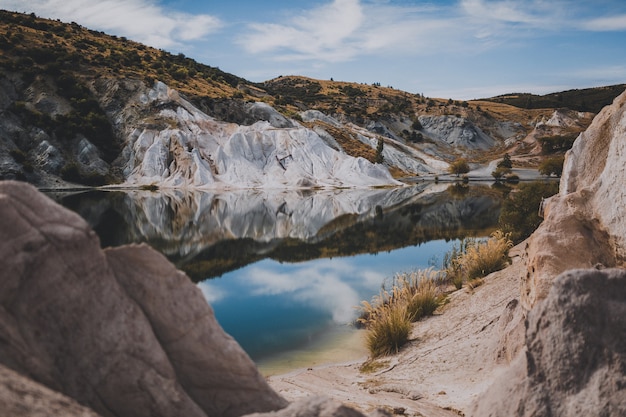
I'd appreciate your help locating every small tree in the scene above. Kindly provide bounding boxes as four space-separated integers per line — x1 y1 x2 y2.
539 156 565 177
375 138 384 164
491 166 511 181
449 158 470 177
497 153 513 169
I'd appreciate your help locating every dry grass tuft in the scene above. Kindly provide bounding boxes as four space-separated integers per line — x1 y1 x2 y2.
358 269 445 358
460 231 513 280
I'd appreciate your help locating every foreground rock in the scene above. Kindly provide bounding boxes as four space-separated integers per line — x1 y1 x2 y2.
470 268 626 417
0 364 102 417
0 180 286 417
522 89 626 311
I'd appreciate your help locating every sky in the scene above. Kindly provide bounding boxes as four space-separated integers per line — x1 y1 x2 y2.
2 0 626 100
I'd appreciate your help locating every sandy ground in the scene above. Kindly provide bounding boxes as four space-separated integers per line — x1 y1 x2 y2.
267 245 526 416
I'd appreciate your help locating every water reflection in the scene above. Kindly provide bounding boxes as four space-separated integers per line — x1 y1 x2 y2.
51 183 504 369
52 183 502 281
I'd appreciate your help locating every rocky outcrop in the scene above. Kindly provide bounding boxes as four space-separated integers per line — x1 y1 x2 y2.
0 180 287 417
418 115 496 150
521 89 626 311
116 81 401 189
470 268 626 417
471 89 626 416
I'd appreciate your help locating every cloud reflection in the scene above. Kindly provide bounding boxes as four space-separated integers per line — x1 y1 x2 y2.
197 281 228 305
242 259 384 324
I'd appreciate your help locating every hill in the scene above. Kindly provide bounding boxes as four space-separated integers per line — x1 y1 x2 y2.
0 10 622 188
481 84 626 113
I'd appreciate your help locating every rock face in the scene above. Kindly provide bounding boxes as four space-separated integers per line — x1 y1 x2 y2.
521 89 626 311
470 268 626 417
472 89 626 416
0 180 287 417
117 81 400 189
418 115 496 150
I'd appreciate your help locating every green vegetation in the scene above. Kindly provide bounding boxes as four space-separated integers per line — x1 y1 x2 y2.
482 85 626 113
455 231 512 281
539 134 578 154
539 155 565 177
375 138 384 164
498 181 560 243
491 166 511 181
448 158 470 177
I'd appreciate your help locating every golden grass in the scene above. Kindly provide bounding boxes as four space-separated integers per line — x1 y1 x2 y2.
364 303 412 357
358 269 445 358
461 231 513 280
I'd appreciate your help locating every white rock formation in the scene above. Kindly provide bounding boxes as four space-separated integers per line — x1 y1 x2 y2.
121 82 401 189
418 115 495 150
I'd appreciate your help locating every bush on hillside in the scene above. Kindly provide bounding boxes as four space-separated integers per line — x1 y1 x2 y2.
499 181 559 243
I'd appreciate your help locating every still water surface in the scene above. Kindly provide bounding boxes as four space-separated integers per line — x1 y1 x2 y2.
50 182 503 374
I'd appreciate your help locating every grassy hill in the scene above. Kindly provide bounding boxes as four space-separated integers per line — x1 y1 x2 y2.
481 85 626 113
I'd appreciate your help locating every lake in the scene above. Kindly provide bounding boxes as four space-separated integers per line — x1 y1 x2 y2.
49 182 503 374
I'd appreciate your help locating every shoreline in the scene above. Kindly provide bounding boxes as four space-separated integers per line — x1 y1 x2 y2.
266 244 526 415
258 328 368 377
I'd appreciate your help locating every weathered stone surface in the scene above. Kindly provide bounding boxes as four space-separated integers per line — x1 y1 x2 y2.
243 396 388 417
470 268 626 417
0 363 103 417
522 89 626 311
0 180 287 417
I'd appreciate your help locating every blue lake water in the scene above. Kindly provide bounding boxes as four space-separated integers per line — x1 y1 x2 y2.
50 182 503 373
199 240 456 369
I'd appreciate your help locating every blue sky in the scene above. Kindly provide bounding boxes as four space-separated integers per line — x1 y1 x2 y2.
2 0 626 99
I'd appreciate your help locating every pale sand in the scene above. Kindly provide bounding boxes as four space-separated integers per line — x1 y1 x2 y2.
258 328 368 377
267 246 526 416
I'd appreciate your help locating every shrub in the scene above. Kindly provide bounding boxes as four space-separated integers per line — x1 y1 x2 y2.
491 166 511 181
375 138 384 164
358 269 444 357
444 232 512 287
538 156 565 177
448 158 470 177
497 153 513 169
364 303 411 358
499 181 559 243
459 231 512 280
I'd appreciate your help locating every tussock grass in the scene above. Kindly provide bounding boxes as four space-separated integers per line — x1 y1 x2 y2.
364 304 412 358
460 231 513 280
444 231 512 288
358 269 445 358
357 232 513 358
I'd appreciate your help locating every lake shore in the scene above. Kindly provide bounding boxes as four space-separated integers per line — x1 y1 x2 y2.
266 243 526 416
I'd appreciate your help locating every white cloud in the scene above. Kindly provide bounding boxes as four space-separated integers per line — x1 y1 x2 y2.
460 0 554 26
237 0 464 63
583 14 626 31
240 0 365 62
197 281 227 305
0 0 222 49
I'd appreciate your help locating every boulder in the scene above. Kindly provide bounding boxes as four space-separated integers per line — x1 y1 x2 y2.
0 180 287 417
522 89 626 311
0 363 103 417
470 268 626 417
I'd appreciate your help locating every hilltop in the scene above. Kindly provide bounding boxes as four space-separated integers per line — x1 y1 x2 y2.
0 10 622 188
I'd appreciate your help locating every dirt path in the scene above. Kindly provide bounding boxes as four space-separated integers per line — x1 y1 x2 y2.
267 246 527 416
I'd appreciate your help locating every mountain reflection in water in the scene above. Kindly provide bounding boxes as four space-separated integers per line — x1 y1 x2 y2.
50 183 503 369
